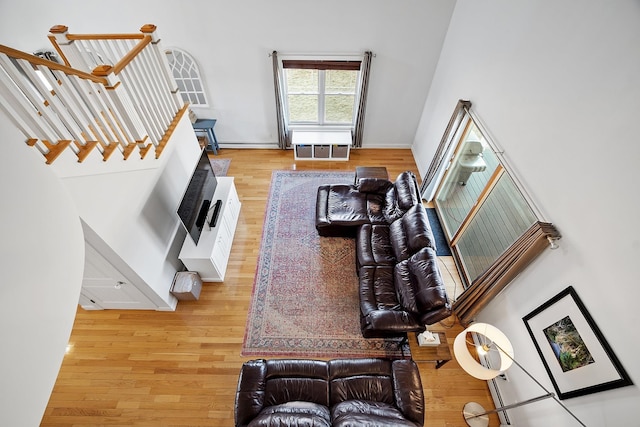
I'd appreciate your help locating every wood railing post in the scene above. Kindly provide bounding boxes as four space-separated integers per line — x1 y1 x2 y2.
140 24 184 111
49 25 93 73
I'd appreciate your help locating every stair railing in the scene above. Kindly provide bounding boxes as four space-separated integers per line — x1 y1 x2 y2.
0 24 186 164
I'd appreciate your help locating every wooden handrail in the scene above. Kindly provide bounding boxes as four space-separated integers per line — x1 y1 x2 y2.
112 35 152 75
67 33 146 41
46 34 71 67
49 25 145 40
0 44 108 85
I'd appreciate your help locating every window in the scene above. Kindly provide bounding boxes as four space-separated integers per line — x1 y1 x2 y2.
434 116 544 287
424 101 560 325
165 48 209 106
282 58 362 127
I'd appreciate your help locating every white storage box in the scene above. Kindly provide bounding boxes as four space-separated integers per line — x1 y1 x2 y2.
170 271 203 301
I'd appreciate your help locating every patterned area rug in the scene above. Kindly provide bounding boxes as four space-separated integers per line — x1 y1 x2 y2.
209 158 230 177
242 170 408 358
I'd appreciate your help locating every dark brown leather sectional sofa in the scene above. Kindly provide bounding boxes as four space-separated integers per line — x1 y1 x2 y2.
235 358 424 427
316 171 452 338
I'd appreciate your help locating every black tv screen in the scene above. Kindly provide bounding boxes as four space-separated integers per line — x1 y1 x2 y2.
177 148 218 245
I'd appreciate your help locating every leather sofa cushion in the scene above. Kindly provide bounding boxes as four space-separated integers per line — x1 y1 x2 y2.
366 193 387 224
326 185 369 225
248 401 331 427
359 266 425 338
395 247 447 314
356 224 395 268
329 359 423 426
389 204 436 262
263 359 330 408
358 266 398 313
328 359 395 407
331 400 419 427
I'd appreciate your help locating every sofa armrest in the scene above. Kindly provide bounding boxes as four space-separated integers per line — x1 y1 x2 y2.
419 304 452 326
235 359 267 427
316 185 330 227
361 309 425 338
392 359 425 426
392 171 420 210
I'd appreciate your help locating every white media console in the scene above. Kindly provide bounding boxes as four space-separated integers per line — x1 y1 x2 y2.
178 177 241 282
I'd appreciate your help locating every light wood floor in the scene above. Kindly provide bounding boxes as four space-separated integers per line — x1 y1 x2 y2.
42 148 499 427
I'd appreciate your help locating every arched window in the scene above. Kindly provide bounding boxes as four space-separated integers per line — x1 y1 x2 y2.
165 48 209 106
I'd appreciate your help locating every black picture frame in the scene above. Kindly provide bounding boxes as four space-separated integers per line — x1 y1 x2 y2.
522 286 632 400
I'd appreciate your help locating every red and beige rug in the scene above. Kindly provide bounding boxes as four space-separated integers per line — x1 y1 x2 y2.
242 170 408 358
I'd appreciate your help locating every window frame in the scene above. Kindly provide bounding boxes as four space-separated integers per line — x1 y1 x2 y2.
279 55 364 131
165 48 209 107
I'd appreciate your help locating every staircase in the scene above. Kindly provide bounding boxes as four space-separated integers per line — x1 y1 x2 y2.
0 25 186 164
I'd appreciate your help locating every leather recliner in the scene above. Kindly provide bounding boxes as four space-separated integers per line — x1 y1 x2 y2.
235 358 424 427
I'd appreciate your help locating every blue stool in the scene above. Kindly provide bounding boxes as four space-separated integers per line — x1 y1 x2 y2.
192 119 219 154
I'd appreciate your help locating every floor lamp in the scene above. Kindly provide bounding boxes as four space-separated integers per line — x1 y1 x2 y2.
453 323 586 427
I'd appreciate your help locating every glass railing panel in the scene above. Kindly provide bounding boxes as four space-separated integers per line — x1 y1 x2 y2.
435 122 500 238
456 172 538 284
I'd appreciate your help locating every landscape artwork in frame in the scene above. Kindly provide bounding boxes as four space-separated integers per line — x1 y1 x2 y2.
522 286 632 400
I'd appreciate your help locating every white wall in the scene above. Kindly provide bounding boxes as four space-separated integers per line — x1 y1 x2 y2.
0 114 85 425
414 1 640 425
61 115 201 310
0 0 456 148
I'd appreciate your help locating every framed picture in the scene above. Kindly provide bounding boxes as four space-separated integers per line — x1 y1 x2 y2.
523 286 632 400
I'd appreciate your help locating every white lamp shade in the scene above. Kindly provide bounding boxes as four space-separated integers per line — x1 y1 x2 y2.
453 323 515 380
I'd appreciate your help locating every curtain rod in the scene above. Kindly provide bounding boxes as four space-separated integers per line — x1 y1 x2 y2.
268 51 375 58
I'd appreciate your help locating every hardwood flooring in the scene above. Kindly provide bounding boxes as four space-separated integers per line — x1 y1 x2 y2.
42 148 499 426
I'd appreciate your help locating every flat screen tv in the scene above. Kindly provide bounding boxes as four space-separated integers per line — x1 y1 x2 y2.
177 148 218 245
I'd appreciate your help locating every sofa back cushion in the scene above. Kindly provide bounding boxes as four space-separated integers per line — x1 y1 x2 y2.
389 204 436 262
383 171 420 222
264 359 330 408
328 359 395 407
394 247 448 314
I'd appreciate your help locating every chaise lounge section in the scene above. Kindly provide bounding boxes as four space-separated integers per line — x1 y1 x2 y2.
235 358 424 427
316 171 420 237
